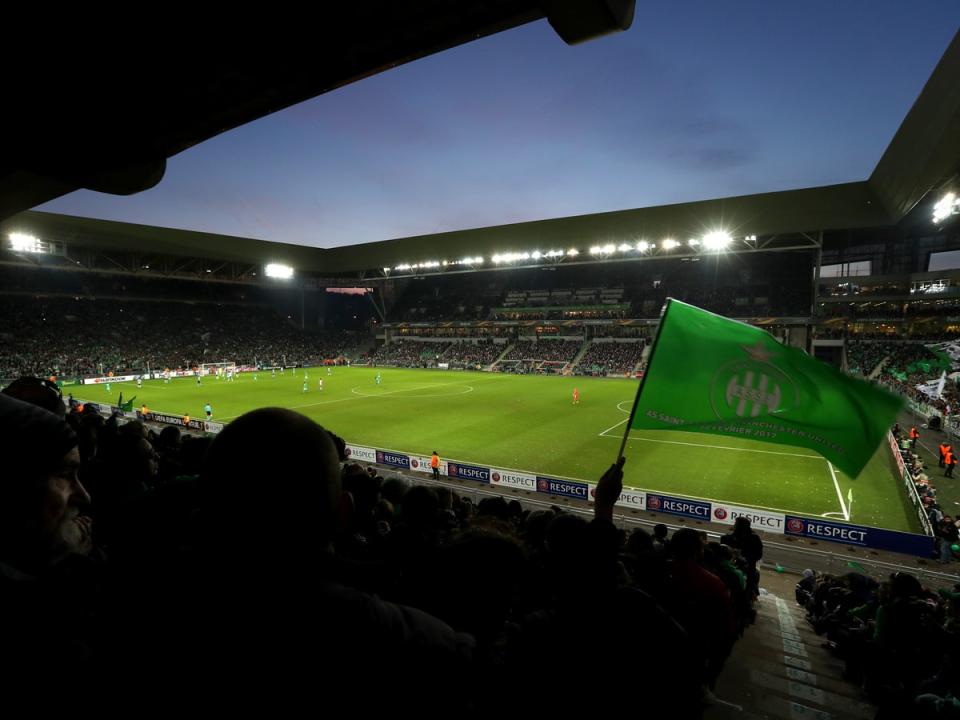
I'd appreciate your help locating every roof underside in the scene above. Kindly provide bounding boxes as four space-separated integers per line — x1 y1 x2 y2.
1 1 633 220
1 20 957 276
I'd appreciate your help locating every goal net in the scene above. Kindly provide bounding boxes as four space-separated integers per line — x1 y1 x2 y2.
200 361 237 376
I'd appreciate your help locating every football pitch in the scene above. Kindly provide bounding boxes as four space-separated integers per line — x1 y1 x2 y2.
86 367 920 533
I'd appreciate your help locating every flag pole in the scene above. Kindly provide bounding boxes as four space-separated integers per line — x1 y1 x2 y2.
617 298 674 461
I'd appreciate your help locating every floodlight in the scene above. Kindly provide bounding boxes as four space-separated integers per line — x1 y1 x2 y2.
264 263 293 278
933 192 959 223
8 232 42 253
661 239 678 250
701 231 732 251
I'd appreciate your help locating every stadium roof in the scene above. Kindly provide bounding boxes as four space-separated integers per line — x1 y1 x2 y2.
0 2 633 221
1 23 957 276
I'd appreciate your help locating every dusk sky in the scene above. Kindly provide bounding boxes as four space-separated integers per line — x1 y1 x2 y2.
40 2 959 248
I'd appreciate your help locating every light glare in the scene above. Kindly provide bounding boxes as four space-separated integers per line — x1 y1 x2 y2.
702 231 732 251
265 263 294 279
8 232 42 253
933 192 959 223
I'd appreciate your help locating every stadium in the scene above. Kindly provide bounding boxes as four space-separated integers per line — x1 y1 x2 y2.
1 5 960 718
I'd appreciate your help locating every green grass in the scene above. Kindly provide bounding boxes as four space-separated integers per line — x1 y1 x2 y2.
82 367 921 533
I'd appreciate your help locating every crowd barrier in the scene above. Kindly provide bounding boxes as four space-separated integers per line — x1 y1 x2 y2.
346 443 936 558
69 400 935 558
888 431 935 535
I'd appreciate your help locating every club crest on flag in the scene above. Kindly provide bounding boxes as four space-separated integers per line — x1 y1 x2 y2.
625 299 903 478
710 343 799 420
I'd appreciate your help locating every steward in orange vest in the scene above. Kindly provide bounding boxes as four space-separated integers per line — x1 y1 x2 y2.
431 451 440 480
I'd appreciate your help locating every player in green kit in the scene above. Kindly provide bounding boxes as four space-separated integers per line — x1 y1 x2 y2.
375 372 382 386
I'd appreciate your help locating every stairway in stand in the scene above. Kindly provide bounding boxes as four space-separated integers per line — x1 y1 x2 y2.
704 581 874 719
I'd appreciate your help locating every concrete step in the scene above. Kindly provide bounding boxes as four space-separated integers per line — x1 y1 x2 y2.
702 700 766 720
746 633 846 672
711 592 874 719
756 694 850 720
750 611 822 643
748 668 870 717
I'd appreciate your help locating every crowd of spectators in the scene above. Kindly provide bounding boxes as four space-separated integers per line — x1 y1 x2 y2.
847 341 896 376
846 340 939 380
492 306 630 321
440 342 503 369
500 340 582 363
0 381 769 714
797 567 960 718
573 341 644 375
890 425 942 536
0 297 365 380
885 378 960 423
368 341 450 368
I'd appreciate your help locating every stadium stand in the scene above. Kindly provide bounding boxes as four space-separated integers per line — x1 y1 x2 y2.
0 392 767 716
795 563 960 718
383 252 815 323
494 339 582 374
573 340 645 376
368 341 451 368
440 341 504 369
0 295 363 377
0 21 957 718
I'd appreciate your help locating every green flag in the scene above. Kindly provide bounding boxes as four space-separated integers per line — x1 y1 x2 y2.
628 300 902 478
119 395 136 412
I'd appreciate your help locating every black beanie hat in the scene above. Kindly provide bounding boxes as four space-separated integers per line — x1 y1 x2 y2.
0 394 77 481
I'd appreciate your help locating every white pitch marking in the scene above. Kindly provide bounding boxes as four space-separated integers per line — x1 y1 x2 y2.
827 461 849 521
603 432 823 459
598 417 629 437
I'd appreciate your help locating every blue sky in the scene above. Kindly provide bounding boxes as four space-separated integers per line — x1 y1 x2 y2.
40 2 959 248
